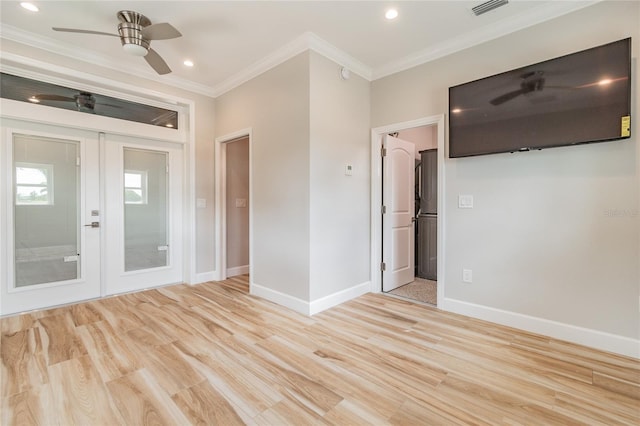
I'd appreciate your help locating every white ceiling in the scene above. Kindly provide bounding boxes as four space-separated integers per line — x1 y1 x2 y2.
0 1 599 97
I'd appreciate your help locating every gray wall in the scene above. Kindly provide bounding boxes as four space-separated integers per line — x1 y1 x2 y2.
371 1 639 339
309 52 371 301
225 137 249 270
215 53 311 300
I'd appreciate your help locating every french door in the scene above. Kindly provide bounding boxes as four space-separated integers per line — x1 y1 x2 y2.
103 134 183 295
1 122 183 316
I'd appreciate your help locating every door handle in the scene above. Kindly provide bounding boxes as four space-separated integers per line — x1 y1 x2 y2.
411 217 417 223
84 222 100 228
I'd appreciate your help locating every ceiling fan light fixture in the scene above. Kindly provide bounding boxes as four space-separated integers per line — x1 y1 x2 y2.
123 43 148 57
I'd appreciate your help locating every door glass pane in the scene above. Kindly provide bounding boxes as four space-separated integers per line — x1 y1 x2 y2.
123 148 168 271
13 135 79 287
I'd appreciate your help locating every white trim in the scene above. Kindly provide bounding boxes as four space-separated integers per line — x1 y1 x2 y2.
441 297 639 359
193 271 216 285
250 282 309 316
1 53 187 109
227 265 249 277
372 1 602 80
1 98 184 144
214 129 253 283
212 32 372 97
2 1 599 96
370 115 446 309
309 281 371 316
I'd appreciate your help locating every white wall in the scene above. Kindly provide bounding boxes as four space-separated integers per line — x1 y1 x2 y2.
309 52 371 302
215 53 311 301
371 1 639 350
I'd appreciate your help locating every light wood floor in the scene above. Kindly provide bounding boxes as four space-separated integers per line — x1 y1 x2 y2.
2 275 639 425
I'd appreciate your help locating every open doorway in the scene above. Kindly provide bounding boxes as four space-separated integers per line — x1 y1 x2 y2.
214 129 252 283
225 137 250 277
385 127 437 305
370 115 445 307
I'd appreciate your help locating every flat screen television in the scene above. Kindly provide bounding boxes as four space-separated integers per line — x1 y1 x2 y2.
448 38 631 158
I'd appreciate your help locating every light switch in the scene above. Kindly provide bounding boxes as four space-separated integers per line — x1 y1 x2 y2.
236 198 247 208
459 194 474 209
196 198 207 209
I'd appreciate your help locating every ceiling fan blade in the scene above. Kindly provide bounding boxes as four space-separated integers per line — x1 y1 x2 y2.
141 23 182 40
145 48 172 75
34 94 75 102
490 89 525 106
52 27 119 37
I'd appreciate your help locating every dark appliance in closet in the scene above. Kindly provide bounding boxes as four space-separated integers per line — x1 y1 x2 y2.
416 149 437 280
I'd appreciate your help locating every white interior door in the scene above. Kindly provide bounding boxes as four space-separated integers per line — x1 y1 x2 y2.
1 125 101 315
103 134 183 294
382 135 415 292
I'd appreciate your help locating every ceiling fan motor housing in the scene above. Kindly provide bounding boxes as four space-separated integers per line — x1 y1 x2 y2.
117 10 151 56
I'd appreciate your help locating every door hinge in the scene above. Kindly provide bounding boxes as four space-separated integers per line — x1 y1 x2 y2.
381 147 387 157
76 157 80 166
381 262 386 272
166 164 169 174
381 205 386 214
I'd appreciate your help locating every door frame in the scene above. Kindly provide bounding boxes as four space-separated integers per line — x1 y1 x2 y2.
214 128 253 281
370 114 446 307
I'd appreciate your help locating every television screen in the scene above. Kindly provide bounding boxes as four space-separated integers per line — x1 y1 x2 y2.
448 38 631 158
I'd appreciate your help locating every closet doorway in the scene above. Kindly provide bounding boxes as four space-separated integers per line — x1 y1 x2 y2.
214 130 252 281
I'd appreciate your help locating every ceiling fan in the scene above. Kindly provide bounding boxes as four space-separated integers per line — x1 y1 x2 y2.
53 10 181 75
489 70 578 106
32 92 120 112
490 71 547 106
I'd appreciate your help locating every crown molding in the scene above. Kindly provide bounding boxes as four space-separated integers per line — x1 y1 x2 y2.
211 32 373 97
1 0 602 98
0 23 218 97
372 0 603 80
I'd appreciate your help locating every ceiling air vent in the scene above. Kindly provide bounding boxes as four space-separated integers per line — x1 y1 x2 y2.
472 0 509 16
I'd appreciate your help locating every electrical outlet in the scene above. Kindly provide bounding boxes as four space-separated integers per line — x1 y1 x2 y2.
462 269 473 283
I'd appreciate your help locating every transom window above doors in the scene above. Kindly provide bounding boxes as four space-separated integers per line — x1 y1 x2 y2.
0 72 179 129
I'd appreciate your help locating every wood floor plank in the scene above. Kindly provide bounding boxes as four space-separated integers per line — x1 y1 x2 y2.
106 368 191 425
1 274 638 425
47 355 124 425
171 380 245 426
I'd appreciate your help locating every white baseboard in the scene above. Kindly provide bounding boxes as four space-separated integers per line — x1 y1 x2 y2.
250 280 371 316
441 297 639 359
309 281 371 315
227 265 249 277
250 282 309 315
193 271 219 285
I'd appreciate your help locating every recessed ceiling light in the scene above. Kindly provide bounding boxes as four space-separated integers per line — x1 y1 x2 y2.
183 60 194 67
165 123 174 128
598 78 612 86
20 2 39 12
28 96 40 103
385 8 398 20
451 108 462 114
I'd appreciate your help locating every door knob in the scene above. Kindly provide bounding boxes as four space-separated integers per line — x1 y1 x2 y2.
84 222 100 228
